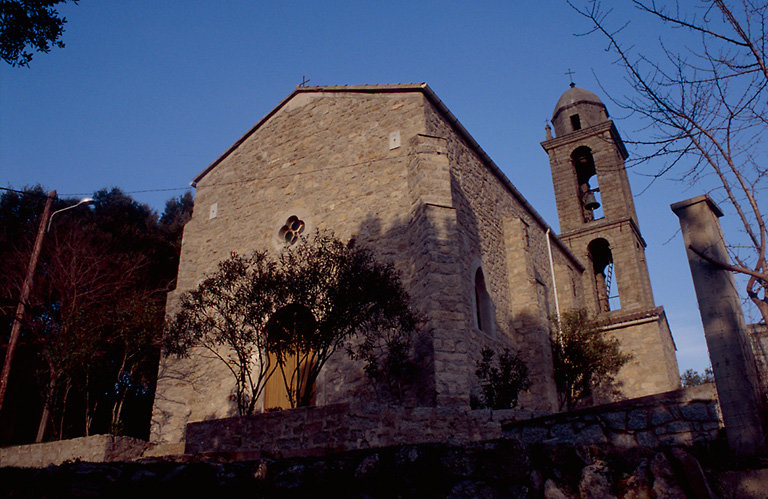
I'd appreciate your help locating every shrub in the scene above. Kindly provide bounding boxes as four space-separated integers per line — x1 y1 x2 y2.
475 347 530 409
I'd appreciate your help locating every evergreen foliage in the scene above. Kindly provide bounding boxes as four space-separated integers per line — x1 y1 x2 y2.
474 348 530 410
0 186 192 443
0 0 77 67
680 367 714 388
551 309 631 411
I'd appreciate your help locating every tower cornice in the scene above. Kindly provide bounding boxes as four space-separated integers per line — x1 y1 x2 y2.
559 216 646 248
541 121 629 160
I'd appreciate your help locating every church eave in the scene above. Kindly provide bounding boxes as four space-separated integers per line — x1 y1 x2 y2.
422 86 585 271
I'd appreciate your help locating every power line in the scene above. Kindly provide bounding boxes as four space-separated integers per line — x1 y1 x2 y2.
0 186 44 196
60 186 193 197
3 151 414 199
196 153 412 189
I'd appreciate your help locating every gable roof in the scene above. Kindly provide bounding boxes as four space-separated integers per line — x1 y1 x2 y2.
192 83 429 184
192 83 583 271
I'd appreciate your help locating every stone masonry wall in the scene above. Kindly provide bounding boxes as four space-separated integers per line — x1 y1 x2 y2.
543 118 680 399
603 311 681 399
152 90 429 444
0 435 149 468
152 86 591 444
184 403 505 457
424 99 583 412
183 385 720 459
504 384 721 449
0 386 720 470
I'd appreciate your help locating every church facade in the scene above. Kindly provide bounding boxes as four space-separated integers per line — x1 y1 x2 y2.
150 83 680 444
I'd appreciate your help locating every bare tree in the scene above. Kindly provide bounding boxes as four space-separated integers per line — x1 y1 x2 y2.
570 0 768 323
1 187 187 443
29 227 151 440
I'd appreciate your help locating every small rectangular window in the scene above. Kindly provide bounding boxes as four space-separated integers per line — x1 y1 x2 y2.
570 114 582 131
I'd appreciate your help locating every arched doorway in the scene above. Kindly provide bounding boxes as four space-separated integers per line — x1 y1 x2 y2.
264 304 317 410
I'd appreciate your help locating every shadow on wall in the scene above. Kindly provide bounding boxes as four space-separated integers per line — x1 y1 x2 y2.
152 169 564 435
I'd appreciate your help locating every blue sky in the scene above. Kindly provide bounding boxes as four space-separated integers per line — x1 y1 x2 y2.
1 1 727 374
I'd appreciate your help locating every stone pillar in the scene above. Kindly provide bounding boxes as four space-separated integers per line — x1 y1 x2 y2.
671 194 766 456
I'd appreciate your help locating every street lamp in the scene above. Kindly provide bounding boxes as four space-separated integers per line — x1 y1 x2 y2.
48 197 94 231
0 192 95 412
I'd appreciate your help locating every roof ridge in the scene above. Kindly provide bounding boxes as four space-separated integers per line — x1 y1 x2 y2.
295 83 427 90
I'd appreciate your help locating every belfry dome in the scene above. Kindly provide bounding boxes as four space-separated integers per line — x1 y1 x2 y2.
551 85 609 137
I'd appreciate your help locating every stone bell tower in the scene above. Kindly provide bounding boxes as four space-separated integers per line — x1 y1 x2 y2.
541 84 680 398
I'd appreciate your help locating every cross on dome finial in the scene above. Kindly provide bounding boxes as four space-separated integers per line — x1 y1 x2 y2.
565 68 576 88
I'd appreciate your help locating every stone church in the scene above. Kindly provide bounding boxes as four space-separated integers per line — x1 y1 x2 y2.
150 83 680 444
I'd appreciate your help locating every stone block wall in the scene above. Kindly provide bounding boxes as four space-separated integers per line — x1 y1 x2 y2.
542 112 680 399
183 385 720 459
424 97 582 412
504 384 721 449
0 435 149 468
544 122 638 236
152 89 431 443
602 309 681 399
151 84 680 446
0 386 720 470
184 403 508 457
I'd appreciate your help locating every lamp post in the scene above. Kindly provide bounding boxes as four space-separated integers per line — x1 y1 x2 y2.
0 191 94 413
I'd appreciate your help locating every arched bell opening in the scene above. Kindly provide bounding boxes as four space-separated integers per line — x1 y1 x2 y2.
571 147 604 222
587 238 620 312
264 303 317 410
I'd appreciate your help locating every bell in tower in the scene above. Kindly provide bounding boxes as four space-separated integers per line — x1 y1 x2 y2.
583 190 600 212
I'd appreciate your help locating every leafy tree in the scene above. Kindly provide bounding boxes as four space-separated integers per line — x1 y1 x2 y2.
0 0 78 67
474 347 530 410
164 230 419 413
570 1 768 324
681 367 715 388
159 192 194 247
276 232 418 407
551 309 632 411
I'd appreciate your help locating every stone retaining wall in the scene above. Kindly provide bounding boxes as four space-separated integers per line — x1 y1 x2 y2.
184 403 522 457
0 386 721 468
185 385 721 459
504 384 721 448
0 435 150 468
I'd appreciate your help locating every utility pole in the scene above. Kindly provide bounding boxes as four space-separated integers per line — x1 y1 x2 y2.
0 190 56 412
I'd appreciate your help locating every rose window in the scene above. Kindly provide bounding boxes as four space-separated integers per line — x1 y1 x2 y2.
278 215 305 244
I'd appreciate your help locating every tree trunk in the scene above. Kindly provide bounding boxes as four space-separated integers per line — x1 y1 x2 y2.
57 380 71 439
35 377 56 443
